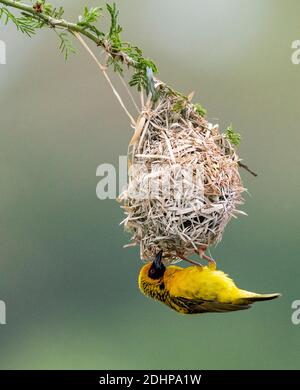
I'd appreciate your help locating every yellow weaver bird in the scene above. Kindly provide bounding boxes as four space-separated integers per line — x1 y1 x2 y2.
138 251 280 314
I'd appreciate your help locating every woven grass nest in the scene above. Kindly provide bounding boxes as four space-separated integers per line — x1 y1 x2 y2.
119 84 245 264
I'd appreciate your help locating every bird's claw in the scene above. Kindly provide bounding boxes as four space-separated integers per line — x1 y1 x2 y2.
177 253 203 267
197 246 217 270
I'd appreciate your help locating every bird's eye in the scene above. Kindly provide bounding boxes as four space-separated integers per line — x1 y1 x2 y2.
148 263 165 279
149 268 156 277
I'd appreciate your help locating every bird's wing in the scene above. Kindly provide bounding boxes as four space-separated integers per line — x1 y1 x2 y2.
173 296 250 314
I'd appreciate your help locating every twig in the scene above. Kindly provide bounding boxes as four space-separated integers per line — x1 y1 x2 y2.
0 0 105 47
118 73 140 114
74 32 135 126
238 162 258 177
0 0 136 66
140 90 145 108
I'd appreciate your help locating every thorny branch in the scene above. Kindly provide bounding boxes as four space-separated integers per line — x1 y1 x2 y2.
0 0 257 176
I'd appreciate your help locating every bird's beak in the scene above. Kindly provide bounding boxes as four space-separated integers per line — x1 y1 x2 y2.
148 250 165 279
153 250 164 271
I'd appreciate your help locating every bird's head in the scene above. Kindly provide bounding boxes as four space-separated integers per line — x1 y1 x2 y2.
138 250 166 294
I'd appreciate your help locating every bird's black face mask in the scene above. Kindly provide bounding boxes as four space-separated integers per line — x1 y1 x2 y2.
148 250 166 279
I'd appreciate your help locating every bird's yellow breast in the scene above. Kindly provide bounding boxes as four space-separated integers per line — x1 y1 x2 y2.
164 266 241 303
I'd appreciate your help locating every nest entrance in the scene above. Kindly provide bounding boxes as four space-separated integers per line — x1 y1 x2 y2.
119 88 245 264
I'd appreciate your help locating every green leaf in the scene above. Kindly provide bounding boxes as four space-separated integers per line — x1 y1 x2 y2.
77 6 103 38
194 103 207 117
0 7 39 37
106 3 121 38
78 6 102 25
58 32 76 61
225 124 241 146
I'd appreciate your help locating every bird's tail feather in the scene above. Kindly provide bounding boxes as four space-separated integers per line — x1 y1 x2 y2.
240 291 281 303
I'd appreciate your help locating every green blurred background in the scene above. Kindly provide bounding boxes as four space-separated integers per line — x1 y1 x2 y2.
0 0 300 369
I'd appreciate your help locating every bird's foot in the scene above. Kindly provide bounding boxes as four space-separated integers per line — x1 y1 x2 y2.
197 245 217 270
177 253 203 267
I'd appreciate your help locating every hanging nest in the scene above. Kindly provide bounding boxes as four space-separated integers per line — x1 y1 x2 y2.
119 84 245 264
